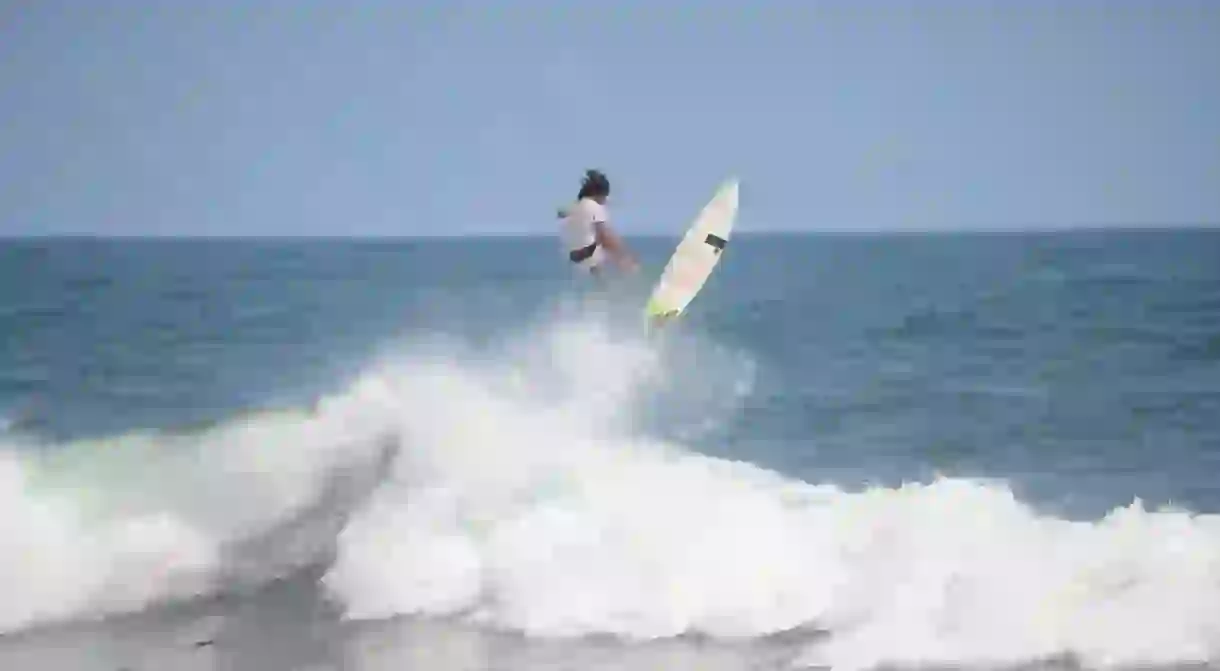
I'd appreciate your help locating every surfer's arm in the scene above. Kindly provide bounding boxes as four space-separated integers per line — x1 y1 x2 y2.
593 221 637 271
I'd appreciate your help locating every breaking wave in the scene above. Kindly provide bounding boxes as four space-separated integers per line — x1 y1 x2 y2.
3 305 1219 669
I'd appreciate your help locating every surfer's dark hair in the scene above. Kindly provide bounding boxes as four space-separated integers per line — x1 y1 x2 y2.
577 169 610 199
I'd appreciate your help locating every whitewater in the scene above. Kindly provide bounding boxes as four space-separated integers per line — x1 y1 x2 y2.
3 298 1219 671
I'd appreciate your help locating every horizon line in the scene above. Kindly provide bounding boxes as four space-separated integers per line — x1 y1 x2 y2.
3 222 1219 242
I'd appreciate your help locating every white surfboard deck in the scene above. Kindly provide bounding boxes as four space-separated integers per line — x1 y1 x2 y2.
643 178 739 327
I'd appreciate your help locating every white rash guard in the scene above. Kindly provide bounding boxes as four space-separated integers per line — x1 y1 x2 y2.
559 197 609 272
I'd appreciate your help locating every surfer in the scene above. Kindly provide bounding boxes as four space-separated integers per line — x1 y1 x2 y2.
557 169 638 276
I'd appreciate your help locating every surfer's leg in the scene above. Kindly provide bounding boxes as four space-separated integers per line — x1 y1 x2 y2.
580 246 608 282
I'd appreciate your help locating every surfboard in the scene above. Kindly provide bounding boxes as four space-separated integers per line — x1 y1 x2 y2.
643 177 739 328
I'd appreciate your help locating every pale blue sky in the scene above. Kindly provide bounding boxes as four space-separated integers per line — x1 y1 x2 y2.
2 0 1218 237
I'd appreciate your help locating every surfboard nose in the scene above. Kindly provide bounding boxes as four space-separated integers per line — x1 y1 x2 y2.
722 177 739 199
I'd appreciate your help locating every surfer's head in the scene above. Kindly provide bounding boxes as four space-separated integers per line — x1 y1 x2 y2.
577 169 610 203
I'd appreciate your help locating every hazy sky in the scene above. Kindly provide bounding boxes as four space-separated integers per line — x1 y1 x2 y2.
2 0 1218 236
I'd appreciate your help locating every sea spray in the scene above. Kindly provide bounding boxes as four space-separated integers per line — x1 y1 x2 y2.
321 311 1220 670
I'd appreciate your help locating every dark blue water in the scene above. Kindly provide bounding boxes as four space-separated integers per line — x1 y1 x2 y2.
4 232 1218 512
2 230 1219 670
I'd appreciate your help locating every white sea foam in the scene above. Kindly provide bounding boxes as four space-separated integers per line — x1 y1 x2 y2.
321 310 1220 669
3 306 1219 669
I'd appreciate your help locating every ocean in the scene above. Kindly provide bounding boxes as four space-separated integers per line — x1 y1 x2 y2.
0 230 1218 671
